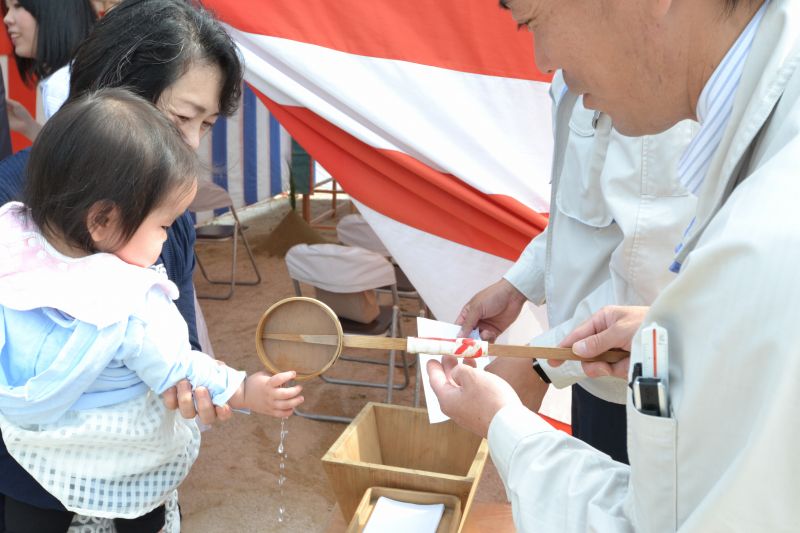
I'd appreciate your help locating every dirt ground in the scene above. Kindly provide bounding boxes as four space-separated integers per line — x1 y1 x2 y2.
179 196 508 532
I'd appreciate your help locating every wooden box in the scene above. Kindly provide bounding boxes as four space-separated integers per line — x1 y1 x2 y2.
322 402 488 531
346 487 461 533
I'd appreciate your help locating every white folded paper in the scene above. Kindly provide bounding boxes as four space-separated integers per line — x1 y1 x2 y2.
416 317 492 424
363 496 444 533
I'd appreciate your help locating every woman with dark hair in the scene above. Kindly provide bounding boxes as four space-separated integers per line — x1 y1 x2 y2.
69 0 242 148
2 0 96 139
0 1 272 532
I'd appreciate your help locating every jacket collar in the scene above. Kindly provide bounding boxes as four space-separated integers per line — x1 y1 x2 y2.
674 0 800 267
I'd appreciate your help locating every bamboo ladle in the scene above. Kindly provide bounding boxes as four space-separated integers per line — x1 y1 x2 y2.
255 297 628 381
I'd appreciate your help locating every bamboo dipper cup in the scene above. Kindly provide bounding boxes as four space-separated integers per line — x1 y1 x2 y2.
255 297 627 380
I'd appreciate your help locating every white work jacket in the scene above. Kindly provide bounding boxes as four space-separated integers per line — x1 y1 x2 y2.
505 73 696 403
490 1 800 530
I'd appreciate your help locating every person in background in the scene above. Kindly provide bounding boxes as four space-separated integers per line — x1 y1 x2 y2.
2 0 96 140
432 0 800 530
0 0 261 531
455 72 696 463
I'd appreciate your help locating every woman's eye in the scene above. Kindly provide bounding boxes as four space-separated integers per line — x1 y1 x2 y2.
201 121 215 132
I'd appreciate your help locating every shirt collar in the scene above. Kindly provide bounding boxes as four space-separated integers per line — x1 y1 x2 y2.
677 0 768 195
695 2 768 127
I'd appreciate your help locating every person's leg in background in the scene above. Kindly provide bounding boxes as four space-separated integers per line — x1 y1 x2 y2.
3 495 74 533
114 505 166 533
571 384 629 464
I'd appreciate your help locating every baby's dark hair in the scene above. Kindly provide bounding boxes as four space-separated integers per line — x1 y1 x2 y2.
24 88 198 253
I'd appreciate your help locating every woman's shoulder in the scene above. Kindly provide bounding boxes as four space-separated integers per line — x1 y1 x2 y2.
159 210 196 280
0 149 31 204
168 211 196 246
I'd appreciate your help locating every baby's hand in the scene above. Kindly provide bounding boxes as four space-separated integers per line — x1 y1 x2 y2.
242 371 304 418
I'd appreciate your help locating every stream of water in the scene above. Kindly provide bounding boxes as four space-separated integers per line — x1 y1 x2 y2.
277 416 289 524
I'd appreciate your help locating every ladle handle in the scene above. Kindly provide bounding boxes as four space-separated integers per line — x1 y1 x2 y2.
262 333 628 363
486 343 628 363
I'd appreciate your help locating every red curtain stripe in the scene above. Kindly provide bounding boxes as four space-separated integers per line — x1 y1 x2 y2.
208 0 550 83
254 86 547 261
205 0 554 260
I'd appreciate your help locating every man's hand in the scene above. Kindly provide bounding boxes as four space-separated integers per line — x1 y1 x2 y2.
456 279 527 340
485 357 548 412
550 305 649 379
427 356 521 438
163 379 233 425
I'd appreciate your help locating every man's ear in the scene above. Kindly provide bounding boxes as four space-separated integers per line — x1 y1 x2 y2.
86 200 120 250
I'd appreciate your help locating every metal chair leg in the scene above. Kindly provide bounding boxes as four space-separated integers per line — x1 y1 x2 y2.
292 408 352 424
195 217 261 299
233 213 261 286
290 283 411 421
386 305 399 404
195 251 234 300
319 304 410 392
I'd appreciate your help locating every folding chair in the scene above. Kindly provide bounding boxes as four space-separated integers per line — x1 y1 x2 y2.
285 243 411 422
190 180 261 300
336 214 428 318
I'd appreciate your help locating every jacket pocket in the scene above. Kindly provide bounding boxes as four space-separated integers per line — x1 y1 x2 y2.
627 396 677 532
556 101 614 228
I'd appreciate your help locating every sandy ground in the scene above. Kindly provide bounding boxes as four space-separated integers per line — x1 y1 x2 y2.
179 196 508 532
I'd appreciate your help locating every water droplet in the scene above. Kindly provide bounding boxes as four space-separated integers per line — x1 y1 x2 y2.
276 416 289 524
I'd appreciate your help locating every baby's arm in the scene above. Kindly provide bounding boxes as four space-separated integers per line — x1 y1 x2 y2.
226 371 304 418
126 289 303 417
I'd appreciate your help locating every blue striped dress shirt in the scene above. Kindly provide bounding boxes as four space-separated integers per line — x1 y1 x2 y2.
678 1 767 194
671 1 768 273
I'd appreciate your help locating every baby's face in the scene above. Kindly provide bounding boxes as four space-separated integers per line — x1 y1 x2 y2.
114 179 197 268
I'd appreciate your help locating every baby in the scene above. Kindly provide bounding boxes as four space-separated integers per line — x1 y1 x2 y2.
0 88 303 525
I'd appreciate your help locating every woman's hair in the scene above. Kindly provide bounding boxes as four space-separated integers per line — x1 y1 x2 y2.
69 0 243 116
2 0 97 85
24 88 198 253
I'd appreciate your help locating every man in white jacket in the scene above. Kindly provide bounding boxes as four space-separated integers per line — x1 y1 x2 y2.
456 70 696 463
431 0 800 530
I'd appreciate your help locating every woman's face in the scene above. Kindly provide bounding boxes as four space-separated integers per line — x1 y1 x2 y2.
157 62 223 150
3 0 37 59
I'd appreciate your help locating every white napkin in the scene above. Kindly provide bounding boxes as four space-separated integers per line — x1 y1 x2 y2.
363 496 444 533
417 317 492 423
